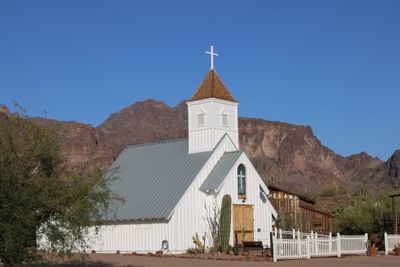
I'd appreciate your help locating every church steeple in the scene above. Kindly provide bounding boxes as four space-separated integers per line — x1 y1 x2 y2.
191 69 237 102
187 49 239 154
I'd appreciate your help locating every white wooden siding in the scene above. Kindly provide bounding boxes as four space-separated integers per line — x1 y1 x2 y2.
87 135 275 253
188 98 239 153
215 152 274 246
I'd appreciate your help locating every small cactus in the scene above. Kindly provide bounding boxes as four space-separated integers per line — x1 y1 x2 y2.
219 194 232 253
192 232 206 254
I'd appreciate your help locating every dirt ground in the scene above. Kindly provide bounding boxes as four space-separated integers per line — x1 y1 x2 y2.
59 254 400 267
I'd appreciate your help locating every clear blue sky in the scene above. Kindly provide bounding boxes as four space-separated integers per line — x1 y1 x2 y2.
1 0 399 160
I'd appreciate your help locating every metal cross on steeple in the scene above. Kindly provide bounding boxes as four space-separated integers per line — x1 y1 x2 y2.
205 45 219 70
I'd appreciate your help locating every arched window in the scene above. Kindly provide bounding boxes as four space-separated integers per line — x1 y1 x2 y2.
237 164 246 198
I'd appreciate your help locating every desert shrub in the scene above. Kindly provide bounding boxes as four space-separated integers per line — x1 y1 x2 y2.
0 109 119 265
335 188 395 234
191 233 206 254
321 185 348 198
277 207 293 230
204 199 220 252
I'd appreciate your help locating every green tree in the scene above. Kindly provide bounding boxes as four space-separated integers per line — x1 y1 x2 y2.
278 207 293 230
335 187 392 234
0 110 118 266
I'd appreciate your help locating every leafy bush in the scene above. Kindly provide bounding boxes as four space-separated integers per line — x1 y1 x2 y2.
321 185 348 198
335 187 394 234
0 110 119 265
277 207 293 230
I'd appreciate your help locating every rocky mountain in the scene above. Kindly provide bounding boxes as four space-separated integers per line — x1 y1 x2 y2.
387 150 400 184
3 100 399 195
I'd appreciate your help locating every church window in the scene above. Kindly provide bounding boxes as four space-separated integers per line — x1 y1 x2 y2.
222 114 228 126
237 164 246 198
197 114 205 126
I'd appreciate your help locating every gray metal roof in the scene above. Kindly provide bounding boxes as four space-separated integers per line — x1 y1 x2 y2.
200 151 243 192
104 139 212 221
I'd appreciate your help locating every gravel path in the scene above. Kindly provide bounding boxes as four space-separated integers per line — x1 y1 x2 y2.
59 254 400 267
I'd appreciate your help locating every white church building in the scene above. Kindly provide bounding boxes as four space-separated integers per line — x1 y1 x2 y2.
88 48 277 253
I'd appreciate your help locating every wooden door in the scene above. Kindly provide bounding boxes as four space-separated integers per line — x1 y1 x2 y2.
233 205 254 244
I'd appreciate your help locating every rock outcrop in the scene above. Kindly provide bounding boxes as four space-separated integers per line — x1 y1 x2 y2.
3 100 397 195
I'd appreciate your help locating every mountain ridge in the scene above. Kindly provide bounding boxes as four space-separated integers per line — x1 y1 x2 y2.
2 99 399 195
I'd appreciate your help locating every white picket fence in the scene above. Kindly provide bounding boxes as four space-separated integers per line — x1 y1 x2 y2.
384 233 400 255
309 232 339 257
340 234 368 255
272 229 368 262
273 237 311 260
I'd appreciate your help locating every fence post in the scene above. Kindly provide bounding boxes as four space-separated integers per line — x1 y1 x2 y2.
364 233 368 254
311 230 314 244
315 232 319 255
279 229 282 239
337 233 341 258
310 230 313 255
329 232 332 254
273 234 277 262
293 229 296 240
297 230 301 256
384 232 388 255
306 235 311 259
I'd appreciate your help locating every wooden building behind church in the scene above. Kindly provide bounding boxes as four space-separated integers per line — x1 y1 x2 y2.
268 186 334 234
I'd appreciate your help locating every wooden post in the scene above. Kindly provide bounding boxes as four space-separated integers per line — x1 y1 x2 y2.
270 232 274 259
337 233 341 258
390 194 400 234
329 232 332 254
396 209 398 235
393 197 396 234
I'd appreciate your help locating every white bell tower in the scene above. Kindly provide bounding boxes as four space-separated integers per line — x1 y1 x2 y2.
187 46 239 153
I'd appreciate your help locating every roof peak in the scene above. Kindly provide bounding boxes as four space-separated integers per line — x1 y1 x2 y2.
127 138 187 149
191 69 237 102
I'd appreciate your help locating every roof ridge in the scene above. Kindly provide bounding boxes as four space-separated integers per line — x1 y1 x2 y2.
126 138 188 148
199 149 244 192
211 70 215 98
224 150 243 154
